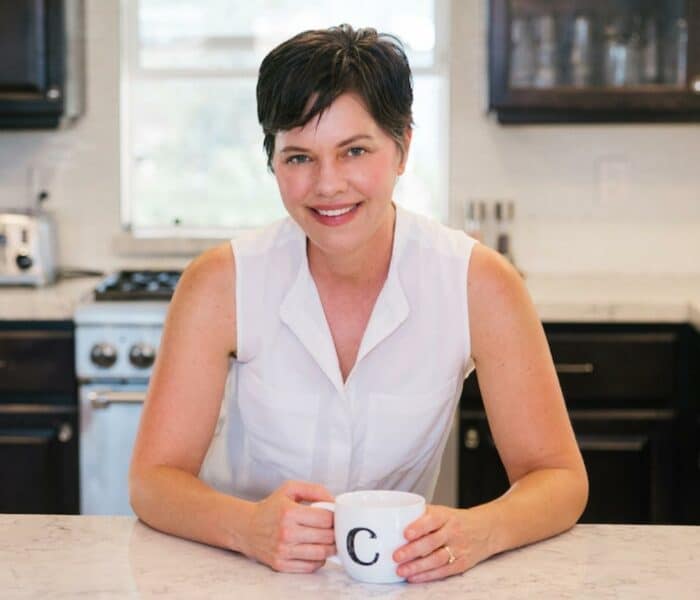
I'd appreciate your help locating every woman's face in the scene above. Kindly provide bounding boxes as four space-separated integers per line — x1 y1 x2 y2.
271 93 410 259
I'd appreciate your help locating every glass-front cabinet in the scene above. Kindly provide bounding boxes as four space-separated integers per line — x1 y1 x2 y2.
489 0 700 122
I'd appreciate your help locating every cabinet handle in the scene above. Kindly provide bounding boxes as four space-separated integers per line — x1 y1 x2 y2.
57 423 73 443
463 428 480 449
555 362 594 374
87 390 146 409
576 436 647 452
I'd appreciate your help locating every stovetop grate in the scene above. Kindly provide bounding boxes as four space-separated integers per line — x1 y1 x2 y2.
94 270 182 301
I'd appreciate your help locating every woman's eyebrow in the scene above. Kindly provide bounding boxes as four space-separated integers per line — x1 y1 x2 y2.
279 134 374 154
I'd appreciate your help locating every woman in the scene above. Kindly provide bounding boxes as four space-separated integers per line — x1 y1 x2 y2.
129 25 588 583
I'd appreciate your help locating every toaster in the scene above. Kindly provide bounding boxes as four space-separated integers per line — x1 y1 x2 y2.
0 212 57 286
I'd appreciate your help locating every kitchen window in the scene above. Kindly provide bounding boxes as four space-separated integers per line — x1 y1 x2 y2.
121 0 449 238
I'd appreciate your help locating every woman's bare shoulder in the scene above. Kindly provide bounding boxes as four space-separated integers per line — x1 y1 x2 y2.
467 243 525 305
178 242 235 293
168 241 237 355
466 243 537 360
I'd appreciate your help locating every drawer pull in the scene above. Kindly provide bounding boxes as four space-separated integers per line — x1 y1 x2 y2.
464 428 480 449
57 423 73 443
576 436 647 452
555 362 594 374
88 390 146 409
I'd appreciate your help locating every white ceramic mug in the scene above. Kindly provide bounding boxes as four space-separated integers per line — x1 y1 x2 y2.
312 490 425 584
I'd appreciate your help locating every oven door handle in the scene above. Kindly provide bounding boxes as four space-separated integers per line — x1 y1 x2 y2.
87 390 147 409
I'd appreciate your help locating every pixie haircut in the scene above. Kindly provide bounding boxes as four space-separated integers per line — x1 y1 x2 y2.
256 24 414 170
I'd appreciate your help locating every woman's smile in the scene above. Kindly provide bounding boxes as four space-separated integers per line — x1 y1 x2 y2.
308 201 362 226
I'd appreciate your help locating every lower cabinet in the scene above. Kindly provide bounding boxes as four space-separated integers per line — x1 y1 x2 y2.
458 323 696 525
0 407 79 514
0 321 78 514
459 409 675 524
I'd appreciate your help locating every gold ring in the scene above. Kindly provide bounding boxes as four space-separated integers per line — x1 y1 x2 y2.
444 545 456 564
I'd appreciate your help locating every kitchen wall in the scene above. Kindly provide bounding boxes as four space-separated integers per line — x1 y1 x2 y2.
450 1 700 275
0 0 698 274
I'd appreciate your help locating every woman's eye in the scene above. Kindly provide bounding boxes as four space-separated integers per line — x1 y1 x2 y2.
286 154 310 165
347 147 366 157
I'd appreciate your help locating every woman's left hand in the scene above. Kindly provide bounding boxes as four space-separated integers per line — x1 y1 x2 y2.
392 504 493 583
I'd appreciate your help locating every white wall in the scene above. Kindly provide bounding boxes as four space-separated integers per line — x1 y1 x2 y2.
0 1 128 271
0 0 698 274
450 1 700 275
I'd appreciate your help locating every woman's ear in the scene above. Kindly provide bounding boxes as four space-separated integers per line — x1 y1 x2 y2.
397 127 413 175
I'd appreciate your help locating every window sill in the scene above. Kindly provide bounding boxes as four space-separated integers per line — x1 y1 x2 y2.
112 230 230 257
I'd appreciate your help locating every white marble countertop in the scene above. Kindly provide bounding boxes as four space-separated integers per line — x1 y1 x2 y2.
526 274 700 329
1 273 700 327
0 516 698 599
0 276 101 321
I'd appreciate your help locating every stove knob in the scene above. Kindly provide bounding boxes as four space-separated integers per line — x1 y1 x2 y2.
16 252 33 271
90 343 118 368
129 343 155 368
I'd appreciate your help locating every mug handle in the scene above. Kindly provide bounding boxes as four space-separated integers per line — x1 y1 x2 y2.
310 501 341 566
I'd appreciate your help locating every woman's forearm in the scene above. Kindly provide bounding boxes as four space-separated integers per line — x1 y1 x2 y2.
474 467 589 559
129 466 255 555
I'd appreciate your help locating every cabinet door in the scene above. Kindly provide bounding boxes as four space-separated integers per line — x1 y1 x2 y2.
0 0 72 128
0 1 49 95
0 413 78 514
458 412 674 524
0 329 75 395
458 417 509 509
489 0 700 122
571 412 675 524
576 433 651 523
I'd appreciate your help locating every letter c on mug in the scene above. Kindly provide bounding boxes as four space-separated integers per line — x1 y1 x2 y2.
346 527 380 566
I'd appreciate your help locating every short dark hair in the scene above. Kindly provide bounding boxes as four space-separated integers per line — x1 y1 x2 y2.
256 24 414 170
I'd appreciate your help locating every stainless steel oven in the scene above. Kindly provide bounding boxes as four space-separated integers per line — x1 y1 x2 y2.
75 271 176 515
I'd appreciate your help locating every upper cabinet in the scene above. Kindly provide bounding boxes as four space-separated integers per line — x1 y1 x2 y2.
489 0 700 123
0 0 84 129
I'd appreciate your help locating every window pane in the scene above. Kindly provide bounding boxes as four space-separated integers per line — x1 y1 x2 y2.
138 0 436 70
128 75 443 231
395 75 446 223
129 78 284 230
126 0 445 235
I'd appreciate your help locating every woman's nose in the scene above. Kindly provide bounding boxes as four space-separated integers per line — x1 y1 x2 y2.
314 159 348 197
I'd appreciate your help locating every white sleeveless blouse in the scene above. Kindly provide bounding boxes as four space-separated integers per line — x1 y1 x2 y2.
199 205 478 502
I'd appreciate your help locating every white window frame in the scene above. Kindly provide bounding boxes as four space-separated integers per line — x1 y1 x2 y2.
118 0 451 249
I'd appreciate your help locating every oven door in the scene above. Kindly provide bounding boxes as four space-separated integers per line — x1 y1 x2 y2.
79 383 145 515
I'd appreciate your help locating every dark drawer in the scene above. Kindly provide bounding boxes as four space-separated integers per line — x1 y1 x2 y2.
549 332 677 401
462 329 680 405
0 330 75 394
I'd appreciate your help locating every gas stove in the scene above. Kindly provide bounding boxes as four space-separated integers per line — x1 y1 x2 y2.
74 270 181 514
75 270 180 381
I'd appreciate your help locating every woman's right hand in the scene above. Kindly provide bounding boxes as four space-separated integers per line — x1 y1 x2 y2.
243 480 336 573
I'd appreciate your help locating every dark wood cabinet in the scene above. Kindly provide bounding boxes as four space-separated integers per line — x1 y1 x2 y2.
489 0 700 123
0 408 78 514
460 408 676 524
0 321 79 514
459 323 697 524
0 0 84 128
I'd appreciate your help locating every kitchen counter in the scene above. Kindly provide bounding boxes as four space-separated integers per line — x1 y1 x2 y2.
0 276 101 321
0 516 697 599
526 274 700 329
2 272 700 328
